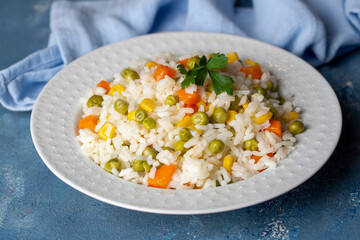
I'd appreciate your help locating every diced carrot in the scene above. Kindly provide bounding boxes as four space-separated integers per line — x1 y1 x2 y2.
177 58 190 67
79 115 98 133
148 164 177 189
240 65 263 79
251 153 274 164
176 89 201 106
265 119 282 138
153 65 177 81
97 80 110 92
185 104 198 116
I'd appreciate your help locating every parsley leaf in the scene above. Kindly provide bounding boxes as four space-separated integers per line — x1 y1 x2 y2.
208 70 234 95
177 53 234 95
181 74 195 89
195 67 208 86
207 53 228 70
177 64 187 75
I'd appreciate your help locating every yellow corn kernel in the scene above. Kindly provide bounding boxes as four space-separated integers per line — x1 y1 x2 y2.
98 122 116 140
140 98 156 112
196 100 207 110
227 110 237 124
127 110 136 121
206 105 215 116
176 115 192 127
109 84 126 96
188 125 203 135
205 91 211 98
282 111 299 123
223 154 235 174
245 59 258 66
242 99 250 110
255 112 273 124
226 52 239 64
146 61 158 69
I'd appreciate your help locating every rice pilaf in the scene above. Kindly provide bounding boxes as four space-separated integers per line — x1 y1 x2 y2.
77 52 305 189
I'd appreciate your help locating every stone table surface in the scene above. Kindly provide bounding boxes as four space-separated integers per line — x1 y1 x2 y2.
0 1 359 239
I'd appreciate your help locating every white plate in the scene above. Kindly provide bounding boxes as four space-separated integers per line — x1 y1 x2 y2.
31 32 342 214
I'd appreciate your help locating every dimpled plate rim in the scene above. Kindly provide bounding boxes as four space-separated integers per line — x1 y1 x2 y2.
30 32 342 215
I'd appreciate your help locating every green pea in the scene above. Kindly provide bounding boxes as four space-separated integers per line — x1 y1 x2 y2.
277 96 285 105
87 95 103 108
164 95 179 106
255 87 267 97
206 84 214 93
122 68 140 82
208 139 225 154
266 80 274 91
269 106 277 117
114 99 129 114
142 147 158 159
191 112 210 125
173 140 187 154
179 128 193 142
244 138 259 151
288 120 305 135
229 128 236 137
229 96 241 111
142 162 151 172
143 117 156 129
186 56 201 70
104 158 121 173
213 107 228 123
132 160 145 172
135 109 147 123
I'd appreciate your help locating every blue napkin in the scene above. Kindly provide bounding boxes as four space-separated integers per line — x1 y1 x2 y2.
1 0 360 111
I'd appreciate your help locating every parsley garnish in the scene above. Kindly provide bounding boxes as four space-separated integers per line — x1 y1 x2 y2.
177 53 234 95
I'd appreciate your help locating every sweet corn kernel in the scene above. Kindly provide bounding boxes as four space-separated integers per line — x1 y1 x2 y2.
282 111 299 123
226 52 239 64
176 116 192 127
127 110 136 121
206 105 215 116
109 84 126 96
245 59 258 66
98 122 116 140
140 98 156 112
227 110 237 124
223 154 235 174
255 112 273 124
196 100 207 110
242 99 250 110
146 61 158 69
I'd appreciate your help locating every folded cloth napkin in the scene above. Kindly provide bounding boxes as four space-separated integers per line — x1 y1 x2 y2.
1 0 360 111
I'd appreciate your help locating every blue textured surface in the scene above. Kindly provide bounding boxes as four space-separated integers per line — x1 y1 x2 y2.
1 1 359 239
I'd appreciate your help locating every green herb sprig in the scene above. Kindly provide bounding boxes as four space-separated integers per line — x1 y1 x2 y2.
177 53 234 95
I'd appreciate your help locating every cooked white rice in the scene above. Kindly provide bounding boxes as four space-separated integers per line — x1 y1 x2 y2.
77 53 302 189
